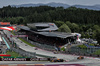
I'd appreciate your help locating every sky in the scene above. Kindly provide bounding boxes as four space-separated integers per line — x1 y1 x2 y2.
0 0 100 8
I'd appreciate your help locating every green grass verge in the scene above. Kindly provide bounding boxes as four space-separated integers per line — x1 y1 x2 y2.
61 47 65 51
19 38 36 47
6 50 22 57
77 45 87 49
77 44 95 49
89 44 95 46
93 49 100 55
11 31 15 35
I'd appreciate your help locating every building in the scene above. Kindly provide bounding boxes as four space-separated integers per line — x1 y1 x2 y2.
17 23 77 47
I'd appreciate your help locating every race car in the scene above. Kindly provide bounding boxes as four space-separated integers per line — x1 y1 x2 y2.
50 58 64 62
77 56 84 59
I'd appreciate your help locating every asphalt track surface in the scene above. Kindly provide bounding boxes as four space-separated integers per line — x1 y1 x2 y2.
1 30 100 66
0 59 100 66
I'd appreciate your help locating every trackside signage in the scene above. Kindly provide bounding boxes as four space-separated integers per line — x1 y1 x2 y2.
10 35 28 37
0 58 48 61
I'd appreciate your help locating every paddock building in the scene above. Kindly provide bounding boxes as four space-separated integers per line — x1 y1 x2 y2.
17 23 77 47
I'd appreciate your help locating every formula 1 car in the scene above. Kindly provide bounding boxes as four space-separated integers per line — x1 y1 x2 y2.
77 56 84 59
50 58 64 62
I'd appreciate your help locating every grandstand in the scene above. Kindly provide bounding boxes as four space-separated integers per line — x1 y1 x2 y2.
17 23 77 47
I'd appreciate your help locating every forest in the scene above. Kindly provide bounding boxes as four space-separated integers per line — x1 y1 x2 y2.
0 5 100 44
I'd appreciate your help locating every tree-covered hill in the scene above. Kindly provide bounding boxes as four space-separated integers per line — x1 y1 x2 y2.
0 5 100 44
0 6 100 25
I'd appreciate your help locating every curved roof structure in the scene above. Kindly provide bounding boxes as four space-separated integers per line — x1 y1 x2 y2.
19 23 75 38
27 23 58 31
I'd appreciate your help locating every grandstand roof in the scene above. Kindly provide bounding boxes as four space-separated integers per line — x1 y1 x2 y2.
18 26 30 30
19 25 74 38
36 32 74 38
27 23 58 31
